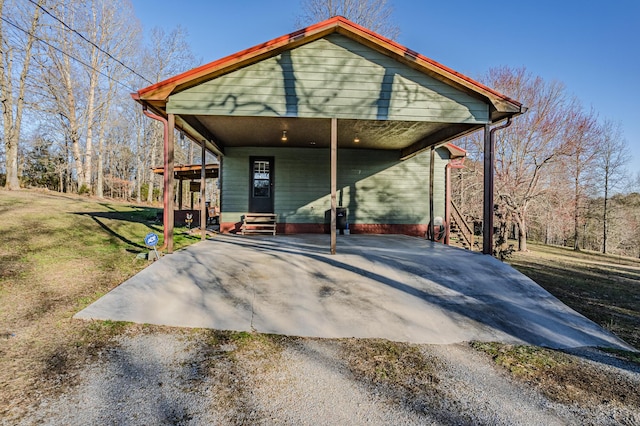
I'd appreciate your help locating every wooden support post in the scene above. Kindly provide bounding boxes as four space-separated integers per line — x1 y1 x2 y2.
218 156 223 224
330 118 337 255
482 124 493 255
178 179 183 210
166 114 175 253
201 141 206 241
429 146 435 242
445 164 451 245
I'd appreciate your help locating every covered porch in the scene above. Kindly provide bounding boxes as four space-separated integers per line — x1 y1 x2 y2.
132 17 524 255
152 163 220 228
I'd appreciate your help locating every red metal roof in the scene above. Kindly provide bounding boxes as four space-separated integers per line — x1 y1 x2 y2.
444 143 467 159
136 16 522 112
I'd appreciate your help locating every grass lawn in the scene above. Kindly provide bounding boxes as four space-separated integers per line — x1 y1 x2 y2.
0 189 201 418
508 242 640 350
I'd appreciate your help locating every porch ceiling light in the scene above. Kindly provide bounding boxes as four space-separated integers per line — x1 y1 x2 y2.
354 134 360 143
281 130 288 142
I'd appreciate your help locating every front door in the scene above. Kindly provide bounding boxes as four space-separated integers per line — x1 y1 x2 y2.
249 157 274 213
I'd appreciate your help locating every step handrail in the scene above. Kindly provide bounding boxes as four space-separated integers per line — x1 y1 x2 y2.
450 201 473 250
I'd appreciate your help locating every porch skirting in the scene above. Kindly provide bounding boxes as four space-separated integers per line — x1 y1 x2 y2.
220 222 428 238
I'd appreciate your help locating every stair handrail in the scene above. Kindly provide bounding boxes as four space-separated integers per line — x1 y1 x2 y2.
451 201 474 250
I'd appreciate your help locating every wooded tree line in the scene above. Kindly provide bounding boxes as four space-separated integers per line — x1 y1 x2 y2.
0 0 199 202
1 0 638 256
453 67 638 257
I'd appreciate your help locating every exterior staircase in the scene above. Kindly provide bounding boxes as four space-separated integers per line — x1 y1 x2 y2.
241 213 277 236
449 202 475 250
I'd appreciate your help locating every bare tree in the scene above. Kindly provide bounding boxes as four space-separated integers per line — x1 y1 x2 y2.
296 0 400 39
37 0 89 191
31 0 142 195
597 120 629 254
632 172 640 195
90 0 140 197
95 77 114 198
452 72 637 257
138 26 196 203
482 66 570 252
562 105 601 250
0 0 43 190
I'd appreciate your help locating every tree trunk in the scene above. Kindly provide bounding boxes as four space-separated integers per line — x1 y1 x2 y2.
147 128 159 203
518 221 527 251
84 91 95 193
70 126 85 190
96 81 115 199
96 128 105 198
4 135 20 189
57 48 85 191
573 174 581 251
135 121 143 203
83 20 101 193
515 212 528 252
0 0 42 189
603 173 609 254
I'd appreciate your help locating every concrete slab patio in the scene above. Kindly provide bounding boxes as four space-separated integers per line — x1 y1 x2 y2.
75 234 634 350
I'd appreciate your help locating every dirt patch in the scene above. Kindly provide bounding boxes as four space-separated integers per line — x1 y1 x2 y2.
540 363 640 406
472 342 640 408
195 330 286 424
339 338 443 416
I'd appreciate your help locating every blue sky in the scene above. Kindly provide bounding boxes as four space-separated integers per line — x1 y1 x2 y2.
131 0 640 176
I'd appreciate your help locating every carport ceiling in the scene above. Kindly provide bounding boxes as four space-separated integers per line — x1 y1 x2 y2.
187 115 478 151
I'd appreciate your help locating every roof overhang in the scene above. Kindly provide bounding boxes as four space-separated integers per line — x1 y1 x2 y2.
152 163 219 180
133 16 524 158
442 143 467 159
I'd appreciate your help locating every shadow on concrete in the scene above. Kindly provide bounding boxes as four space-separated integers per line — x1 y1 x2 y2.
75 234 637 374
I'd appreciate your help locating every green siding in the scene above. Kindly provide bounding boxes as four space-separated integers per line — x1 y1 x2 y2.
168 34 489 123
220 147 448 226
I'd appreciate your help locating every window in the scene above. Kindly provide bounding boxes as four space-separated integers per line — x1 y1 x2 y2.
253 160 270 197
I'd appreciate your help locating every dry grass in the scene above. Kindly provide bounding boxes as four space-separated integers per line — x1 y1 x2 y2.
339 338 440 403
0 189 200 419
479 244 640 409
195 330 287 422
508 242 640 349
472 342 640 408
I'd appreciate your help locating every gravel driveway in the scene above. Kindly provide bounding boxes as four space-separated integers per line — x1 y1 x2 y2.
13 330 640 425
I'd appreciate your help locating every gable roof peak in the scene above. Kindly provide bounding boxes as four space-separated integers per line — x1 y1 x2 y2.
135 16 522 116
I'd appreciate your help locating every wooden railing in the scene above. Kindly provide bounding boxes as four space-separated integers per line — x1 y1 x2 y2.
450 202 474 250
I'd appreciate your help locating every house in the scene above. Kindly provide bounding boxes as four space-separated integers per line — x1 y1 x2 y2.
132 17 524 254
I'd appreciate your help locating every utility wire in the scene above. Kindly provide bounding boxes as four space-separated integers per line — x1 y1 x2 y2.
25 0 153 85
0 15 137 92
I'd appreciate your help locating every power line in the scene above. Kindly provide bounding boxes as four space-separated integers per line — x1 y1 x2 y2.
0 15 137 92
25 0 153 85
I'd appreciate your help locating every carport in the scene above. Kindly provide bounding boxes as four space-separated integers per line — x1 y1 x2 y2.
132 16 525 254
